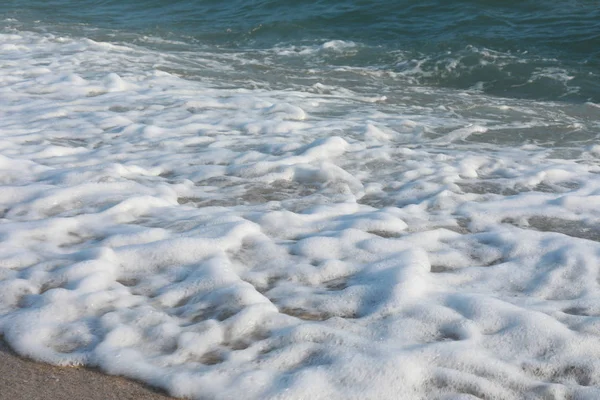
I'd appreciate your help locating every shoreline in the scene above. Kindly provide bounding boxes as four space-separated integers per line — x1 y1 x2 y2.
0 339 176 400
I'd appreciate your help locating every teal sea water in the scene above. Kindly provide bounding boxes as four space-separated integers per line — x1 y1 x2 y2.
2 0 600 102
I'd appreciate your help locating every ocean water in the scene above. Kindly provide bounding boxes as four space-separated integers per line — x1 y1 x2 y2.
1 1 600 398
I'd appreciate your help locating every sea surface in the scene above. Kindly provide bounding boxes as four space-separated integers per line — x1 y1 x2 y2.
1 1 600 399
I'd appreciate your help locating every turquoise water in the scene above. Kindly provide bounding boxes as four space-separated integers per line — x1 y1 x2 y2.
2 0 599 102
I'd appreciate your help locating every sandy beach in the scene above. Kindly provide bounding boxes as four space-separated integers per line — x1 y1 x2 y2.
0 340 176 400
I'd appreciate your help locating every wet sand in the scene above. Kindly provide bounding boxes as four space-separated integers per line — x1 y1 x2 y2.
0 340 176 400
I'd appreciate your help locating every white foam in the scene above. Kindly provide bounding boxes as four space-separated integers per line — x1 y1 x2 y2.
2 25 600 399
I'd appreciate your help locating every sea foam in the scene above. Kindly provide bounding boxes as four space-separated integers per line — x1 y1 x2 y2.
2 25 600 399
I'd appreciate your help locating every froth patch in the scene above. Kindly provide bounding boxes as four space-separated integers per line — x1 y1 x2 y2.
1 26 600 400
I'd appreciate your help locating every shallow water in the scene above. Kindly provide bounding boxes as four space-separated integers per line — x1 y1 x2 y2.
1 1 600 399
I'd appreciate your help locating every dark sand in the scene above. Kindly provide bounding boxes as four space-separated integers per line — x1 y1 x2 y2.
0 340 177 400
